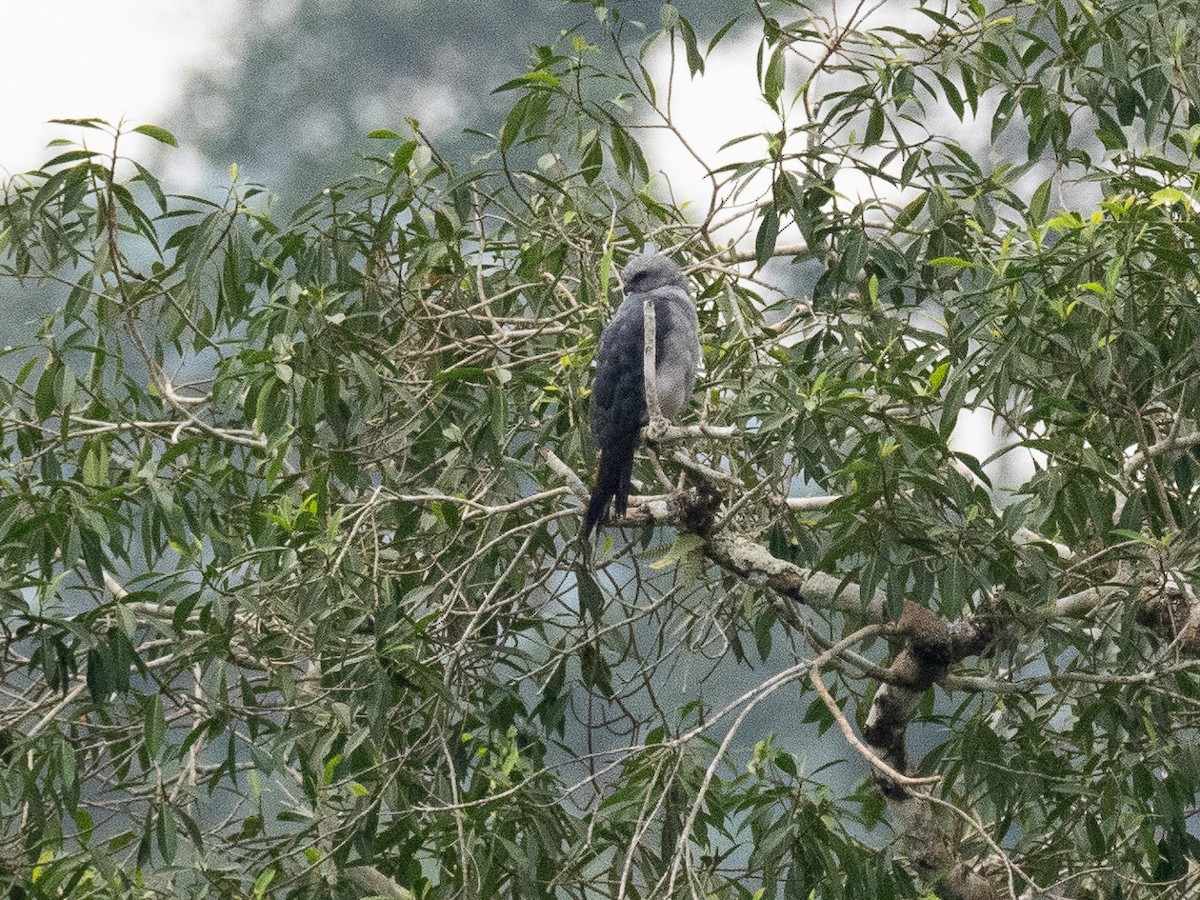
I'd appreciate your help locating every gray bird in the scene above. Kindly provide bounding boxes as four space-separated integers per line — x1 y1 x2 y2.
584 253 700 537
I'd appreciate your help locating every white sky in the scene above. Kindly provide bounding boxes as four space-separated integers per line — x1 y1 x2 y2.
1 1 235 176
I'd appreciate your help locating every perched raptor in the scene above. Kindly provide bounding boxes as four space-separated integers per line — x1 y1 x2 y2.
583 253 700 537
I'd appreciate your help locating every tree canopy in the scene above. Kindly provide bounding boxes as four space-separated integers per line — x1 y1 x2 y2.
4 0 1200 898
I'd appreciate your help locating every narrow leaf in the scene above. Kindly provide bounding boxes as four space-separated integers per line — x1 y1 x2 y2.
755 203 779 269
1029 177 1052 225
132 124 179 147
764 45 786 108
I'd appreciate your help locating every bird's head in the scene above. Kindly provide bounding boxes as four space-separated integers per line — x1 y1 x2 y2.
621 253 688 295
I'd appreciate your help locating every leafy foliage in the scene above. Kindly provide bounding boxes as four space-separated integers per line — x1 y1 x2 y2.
3 0 1200 898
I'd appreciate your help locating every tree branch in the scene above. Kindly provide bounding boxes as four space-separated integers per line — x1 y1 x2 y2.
642 295 668 438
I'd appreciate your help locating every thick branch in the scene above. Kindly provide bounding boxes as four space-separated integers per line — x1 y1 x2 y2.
649 421 739 441
862 605 1014 900
345 866 416 900
1122 427 1200 476
704 530 887 619
810 658 939 789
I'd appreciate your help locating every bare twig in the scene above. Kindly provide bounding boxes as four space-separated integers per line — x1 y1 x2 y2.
810 649 940 789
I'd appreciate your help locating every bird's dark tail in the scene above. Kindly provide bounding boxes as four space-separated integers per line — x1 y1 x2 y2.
583 443 636 538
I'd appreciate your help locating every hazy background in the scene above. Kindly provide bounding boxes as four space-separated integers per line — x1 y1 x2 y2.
3 1 737 199
0 0 779 379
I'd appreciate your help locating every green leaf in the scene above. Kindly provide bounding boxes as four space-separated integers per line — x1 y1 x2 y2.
42 149 100 168
576 568 604 621
58 738 77 798
253 869 277 899
678 15 705 76
935 72 964 120
172 591 201 633
960 63 978 114
490 387 507 444
927 256 977 268
35 362 60 422
708 17 741 54
1029 176 1052 225
132 124 179 147
647 534 705 570
74 809 95 845
754 608 774 662
48 117 110 130
156 803 177 863
145 694 166 758
755 203 779 269
132 160 168 212
894 191 928 229
1150 187 1191 207
637 60 657 107
1094 108 1127 150
940 375 970 440
763 45 786 108
864 103 885 146
82 440 109 488
929 361 950 392
392 140 417 171
500 96 528 153
581 136 602 185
